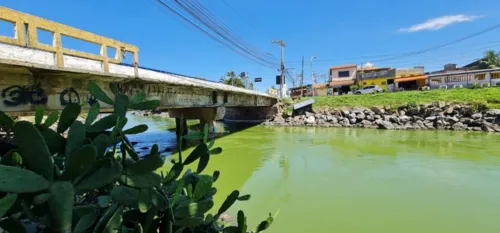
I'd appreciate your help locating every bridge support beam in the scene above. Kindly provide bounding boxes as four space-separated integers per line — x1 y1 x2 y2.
169 108 217 140
223 106 277 123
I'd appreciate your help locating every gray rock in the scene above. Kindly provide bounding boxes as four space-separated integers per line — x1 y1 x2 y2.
445 116 460 123
274 116 285 123
437 101 446 109
404 122 415 129
340 118 350 126
485 109 500 116
366 115 374 121
399 110 406 116
399 116 411 122
342 110 350 117
374 115 382 120
471 113 482 120
293 116 302 121
472 127 483 131
305 112 315 117
305 116 315 124
361 120 373 126
495 116 500 125
327 115 338 124
371 107 385 115
413 116 424 121
378 121 395 130
482 124 495 132
356 113 366 120
425 116 436 121
425 122 435 129
349 118 357 124
445 106 454 115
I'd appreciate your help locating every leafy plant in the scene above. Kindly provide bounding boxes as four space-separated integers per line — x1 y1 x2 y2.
0 81 276 233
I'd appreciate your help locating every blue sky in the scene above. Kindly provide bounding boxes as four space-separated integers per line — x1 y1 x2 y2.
1 0 500 91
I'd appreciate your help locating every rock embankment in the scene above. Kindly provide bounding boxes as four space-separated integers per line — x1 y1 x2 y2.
263 102 500 132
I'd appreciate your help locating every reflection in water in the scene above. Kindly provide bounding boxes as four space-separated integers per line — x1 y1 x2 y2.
127 116 500 233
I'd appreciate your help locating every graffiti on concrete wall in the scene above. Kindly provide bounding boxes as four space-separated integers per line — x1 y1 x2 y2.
86 94 98 106
60 88 80 106
1 84 48 106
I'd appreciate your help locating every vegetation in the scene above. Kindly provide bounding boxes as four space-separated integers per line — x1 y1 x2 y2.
480 50 500 69
0 82 275 233
305 87 500 109
219 71 254 89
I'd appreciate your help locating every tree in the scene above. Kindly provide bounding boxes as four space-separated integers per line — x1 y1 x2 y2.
480 50 500 68
220 71 245 88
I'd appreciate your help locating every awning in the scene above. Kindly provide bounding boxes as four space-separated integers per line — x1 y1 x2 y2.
329 80 354 87
396 75 428 82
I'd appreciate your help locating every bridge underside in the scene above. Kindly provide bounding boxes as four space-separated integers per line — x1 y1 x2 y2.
0 63 276 116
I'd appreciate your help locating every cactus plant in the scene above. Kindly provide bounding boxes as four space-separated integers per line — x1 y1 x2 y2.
0 81 275 233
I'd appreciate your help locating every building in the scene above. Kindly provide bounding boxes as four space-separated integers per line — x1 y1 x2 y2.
358 67 396 91
329 64 357 95
394 67 427 90
267 87 279 97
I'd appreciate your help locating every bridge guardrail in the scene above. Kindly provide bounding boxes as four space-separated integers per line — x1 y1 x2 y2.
0 6 139 75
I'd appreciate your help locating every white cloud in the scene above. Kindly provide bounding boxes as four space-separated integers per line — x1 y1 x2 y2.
399 15 483 32
358 62 374 69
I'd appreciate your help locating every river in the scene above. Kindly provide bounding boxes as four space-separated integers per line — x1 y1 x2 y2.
126 114 500 233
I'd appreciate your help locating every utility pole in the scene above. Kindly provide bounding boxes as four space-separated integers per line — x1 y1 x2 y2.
300 56 304 98
310 56 317 84
272 40 286 98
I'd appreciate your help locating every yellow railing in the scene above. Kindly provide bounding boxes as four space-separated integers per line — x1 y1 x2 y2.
0 6 139 74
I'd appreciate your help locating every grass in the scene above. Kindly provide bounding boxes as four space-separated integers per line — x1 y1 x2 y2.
301 87 500 109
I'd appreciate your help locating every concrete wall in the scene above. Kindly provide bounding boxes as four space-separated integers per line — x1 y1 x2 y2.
223 106 276 123
330 67 357 82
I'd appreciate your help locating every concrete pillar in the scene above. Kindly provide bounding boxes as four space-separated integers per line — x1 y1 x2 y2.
199 119 215 133
175 117 188 141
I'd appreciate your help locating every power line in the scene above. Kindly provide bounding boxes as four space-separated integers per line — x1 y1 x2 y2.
219 0 264 35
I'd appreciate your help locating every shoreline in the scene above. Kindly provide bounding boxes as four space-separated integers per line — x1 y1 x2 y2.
263 102 500 133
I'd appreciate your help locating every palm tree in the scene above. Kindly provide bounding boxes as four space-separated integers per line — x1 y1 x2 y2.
219 71 245 88
480 50 500 68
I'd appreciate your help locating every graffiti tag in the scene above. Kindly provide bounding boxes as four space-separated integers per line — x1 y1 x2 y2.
60 88 80 106
1 84 48 106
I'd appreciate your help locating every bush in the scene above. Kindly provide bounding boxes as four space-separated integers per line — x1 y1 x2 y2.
0 81 275 233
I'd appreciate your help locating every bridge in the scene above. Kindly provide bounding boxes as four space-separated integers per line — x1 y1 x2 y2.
0 7 277 130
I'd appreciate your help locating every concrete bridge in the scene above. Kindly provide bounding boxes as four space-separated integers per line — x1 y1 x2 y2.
0 7 277 130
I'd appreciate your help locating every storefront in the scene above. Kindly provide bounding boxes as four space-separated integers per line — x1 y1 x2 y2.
395 75 428 90
329 80 355 95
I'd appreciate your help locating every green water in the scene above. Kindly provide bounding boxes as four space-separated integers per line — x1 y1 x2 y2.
127 115 500 233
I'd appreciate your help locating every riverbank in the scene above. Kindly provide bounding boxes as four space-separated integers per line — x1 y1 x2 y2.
264 101 500 132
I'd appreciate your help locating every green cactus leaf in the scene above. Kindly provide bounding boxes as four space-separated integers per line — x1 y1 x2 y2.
217 190 239 216
0 193 18 218
223 226 238 233
209 147 223 155
213 171 220 182
13 121 54 181
119 173 161 189
75 160 123 193
73 204 100 221
174 200 214 219
92 134 112 157
0 165 50 194
237 210 247 233
123 124 148 135
130 92 146 104
121 143 140 161
48 181 74 233
93 204 119 233
161 207 173 233
103 205 123 233
88 81 114 105
193 175 214 201
87 114 118 133
33 193 51 205
64 145 97 180
111 186 139 207
39 127 66 155
183 133 204 140
0 111 14 129
35 105 44 125
170 179 184 208
65 121 86 158
128 100 161 110
237 194 251 201
149 144 159 156
174 217 204 228
43 111 59 129
256 220 270 232
73 158 113 185
207 139 215 149
57 103 81 133
173 227 186 233
151 189 168 210
97 195 111 208
164 162 184 184
74 209 99 233
109 83 121 96
139 188 152 213
0 150 23 167
208 187 217 196
197 152 210 174
0 217 26 233
114 94 129 118
183 143 208 166
128 155 164 175
85 102 101 126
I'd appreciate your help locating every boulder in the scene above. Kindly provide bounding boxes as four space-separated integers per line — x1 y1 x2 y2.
445 106 454 115
374 115 382 120
361 120 373 126
378 121 395 130
425 116 436 121
349 118 357 124
399 116 411 122
399 110 406 116
356 112 366 120
371 107 385 115
327 115 338 124
340 118 350 126
471 113 482 120
482 124 495 132
445 116 460 123
305 116 316 124
485 109 500 117
366 115 374 121
412 116 424 121
305 112 315 117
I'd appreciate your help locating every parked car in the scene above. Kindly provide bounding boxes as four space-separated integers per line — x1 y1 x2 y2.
354 85 383 94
